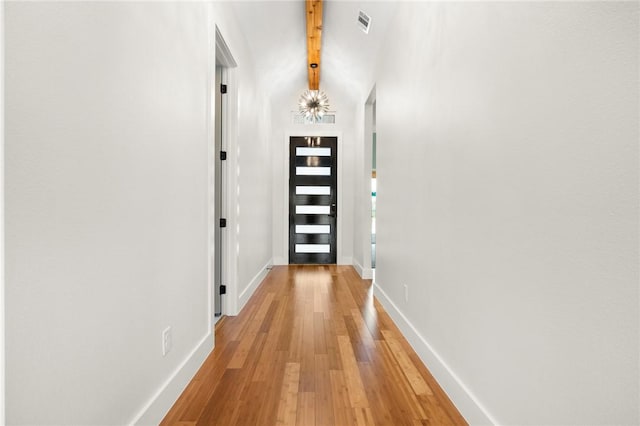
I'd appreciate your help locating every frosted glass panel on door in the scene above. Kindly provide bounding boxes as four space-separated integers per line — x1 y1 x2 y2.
296 186 331 195
296 167 331 176
296 225 330 234
296 205 330 214
295 244 330 253
296 147 331 157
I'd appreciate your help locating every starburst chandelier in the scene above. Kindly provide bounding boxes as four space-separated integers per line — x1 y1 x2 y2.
299 89 330 122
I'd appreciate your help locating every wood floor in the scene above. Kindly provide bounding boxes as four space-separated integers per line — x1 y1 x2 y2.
161 265 466 426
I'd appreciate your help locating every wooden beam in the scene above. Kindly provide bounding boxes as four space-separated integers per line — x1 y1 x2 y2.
306 0 323 90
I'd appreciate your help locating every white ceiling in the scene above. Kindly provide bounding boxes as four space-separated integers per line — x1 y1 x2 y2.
229 0 398 107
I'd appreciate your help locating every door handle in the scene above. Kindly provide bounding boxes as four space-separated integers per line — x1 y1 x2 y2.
329 203 336 217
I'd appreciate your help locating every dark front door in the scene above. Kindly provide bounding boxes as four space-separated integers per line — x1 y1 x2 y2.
289 136 338 264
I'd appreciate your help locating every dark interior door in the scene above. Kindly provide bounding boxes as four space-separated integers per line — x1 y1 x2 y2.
289 136 338 264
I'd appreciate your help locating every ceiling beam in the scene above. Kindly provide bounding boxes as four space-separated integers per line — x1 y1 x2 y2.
306 0 323 90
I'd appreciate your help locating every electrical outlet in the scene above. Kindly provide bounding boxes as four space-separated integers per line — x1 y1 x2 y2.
162 326 172 356
404 284 409 303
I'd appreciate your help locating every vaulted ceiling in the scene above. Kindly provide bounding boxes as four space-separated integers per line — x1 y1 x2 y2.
229 1 398 107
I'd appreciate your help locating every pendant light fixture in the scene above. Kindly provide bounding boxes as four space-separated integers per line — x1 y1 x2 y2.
299 89 330 121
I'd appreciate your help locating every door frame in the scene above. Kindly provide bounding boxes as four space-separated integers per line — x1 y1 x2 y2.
360 86 376 279
288 136 338 264
209 26 238 327
0 2 5 421
283 131 344 264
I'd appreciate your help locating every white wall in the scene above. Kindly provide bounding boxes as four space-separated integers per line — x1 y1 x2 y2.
371 2 639 424
5 2 273 424
271 88 357 266
211 4 274 315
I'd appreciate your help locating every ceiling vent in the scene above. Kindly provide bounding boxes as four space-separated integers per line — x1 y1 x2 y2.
357 10 371 34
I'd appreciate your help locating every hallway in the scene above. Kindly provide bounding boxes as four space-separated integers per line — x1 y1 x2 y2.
161 266 466 425
3 1 638 424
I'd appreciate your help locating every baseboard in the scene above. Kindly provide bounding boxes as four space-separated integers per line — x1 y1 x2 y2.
238 259 273 311
130 332 213 425
373 282 498 426
352 258 373 280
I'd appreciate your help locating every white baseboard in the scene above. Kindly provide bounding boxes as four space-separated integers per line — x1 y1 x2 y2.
352 258 373 280
130 332 213 425
238 259 272 311
373 282 498 426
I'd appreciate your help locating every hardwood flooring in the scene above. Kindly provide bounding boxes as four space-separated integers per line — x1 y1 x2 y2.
161 265 467 426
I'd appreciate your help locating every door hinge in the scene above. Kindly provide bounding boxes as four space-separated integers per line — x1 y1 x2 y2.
220 151 227 161
220 84 227 94
220 218 227 228
219 284 227 295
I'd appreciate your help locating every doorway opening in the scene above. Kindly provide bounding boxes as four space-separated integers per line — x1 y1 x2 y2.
363 87 376 280
371 112 376 270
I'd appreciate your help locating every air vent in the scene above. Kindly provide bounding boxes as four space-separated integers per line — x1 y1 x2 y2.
292 112 336 125
357 10 371 34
